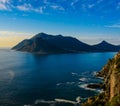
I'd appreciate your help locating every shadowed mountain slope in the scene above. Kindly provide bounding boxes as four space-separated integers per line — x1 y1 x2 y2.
12 33 120 54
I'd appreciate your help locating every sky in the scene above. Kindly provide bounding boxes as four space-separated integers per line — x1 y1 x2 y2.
0 0 120 47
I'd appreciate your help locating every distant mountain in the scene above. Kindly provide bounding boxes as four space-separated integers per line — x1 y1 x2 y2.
12 33 120 54
93 40 120 52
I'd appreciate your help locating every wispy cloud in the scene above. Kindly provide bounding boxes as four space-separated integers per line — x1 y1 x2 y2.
16 3 46 14
105 23 120 28
116 2 120 9
71 0 79 6
16 3 32 11
0 0 119 16
88 4 95 9
87 0 104 9
0 0 9 4
0 0 11 10
50 5 64 11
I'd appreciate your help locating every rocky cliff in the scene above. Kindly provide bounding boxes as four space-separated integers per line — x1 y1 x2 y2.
82 52 120 106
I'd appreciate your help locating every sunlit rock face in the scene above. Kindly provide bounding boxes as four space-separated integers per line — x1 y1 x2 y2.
82 52 120 106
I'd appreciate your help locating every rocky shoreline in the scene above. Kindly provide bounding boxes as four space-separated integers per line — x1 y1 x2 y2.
82 52 120 106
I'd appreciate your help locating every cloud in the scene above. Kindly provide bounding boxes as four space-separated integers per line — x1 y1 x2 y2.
96 0 103 4
0 0 119 16
88 0 104 9
71 0 79 6
16 3 32 11
50 5 64 11
88 4 95 9
0 0 11 10
0 0 46 13
35 6 46 14
116 2 120 9
43 0 49 5
16 3 46 14
105 23 120 28
0 0 9 3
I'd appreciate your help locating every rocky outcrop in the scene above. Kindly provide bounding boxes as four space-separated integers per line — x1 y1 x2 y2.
82 52 120 106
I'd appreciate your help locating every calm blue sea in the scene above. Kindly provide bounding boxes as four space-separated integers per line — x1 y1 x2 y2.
0 49 116 106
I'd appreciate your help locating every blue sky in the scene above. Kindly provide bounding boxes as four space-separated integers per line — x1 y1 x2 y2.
0 0 120 47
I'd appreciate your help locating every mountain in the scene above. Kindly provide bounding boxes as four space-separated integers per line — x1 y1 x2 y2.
82 52 120 106
93 40 120 52
12 33 120 54
12 33 93 54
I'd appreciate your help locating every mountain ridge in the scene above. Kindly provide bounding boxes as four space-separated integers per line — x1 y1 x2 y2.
12 33 120 54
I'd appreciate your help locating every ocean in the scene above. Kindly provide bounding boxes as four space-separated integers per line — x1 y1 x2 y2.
0 49 116 106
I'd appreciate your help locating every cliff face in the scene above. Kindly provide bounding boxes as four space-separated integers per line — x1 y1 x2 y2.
109 53 120 100
82 52 120 106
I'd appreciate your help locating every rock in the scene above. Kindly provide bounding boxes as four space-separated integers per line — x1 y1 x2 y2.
82 52 120 106
87 83 103 89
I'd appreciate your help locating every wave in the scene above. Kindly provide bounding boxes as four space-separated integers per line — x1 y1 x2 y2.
56 83 62 86
34 99 54 104
33 98 81 106
78 83 103 93
55 98 76 104
66 82 75 85
56 82 75 86
76 96 81 103
92 71 97 76
79 78 87 82
71 72 79 76
24 105 32 106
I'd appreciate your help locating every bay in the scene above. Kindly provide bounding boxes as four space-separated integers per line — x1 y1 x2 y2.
0 49 116 105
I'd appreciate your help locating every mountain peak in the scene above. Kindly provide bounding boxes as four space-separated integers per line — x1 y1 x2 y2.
57 34 63 37
101 40 108 44
35 32 49 37
33 33 63 39
32 32 53 40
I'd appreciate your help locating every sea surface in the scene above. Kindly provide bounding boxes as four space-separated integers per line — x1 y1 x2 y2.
0 49 116 106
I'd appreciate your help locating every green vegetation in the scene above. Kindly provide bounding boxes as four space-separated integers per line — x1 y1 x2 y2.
106 95 120 106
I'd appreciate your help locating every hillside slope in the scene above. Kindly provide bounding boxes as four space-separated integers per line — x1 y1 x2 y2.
12 33 93 54
12 33 120 54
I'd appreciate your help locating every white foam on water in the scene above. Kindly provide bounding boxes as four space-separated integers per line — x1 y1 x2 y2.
92 71 97 76
76 96 81 103
71 72 79 76
79 78 87 82
97 77 104 80
8 70 15 80
78 83 104 93
34 99 54 104
78 84 96 91
56 83 62 86
66 82 75 85
34 98 81 106
55 98 76 104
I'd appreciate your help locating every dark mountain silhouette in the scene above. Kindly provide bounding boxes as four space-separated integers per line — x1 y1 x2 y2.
12 33 120 54
93 40 120 52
